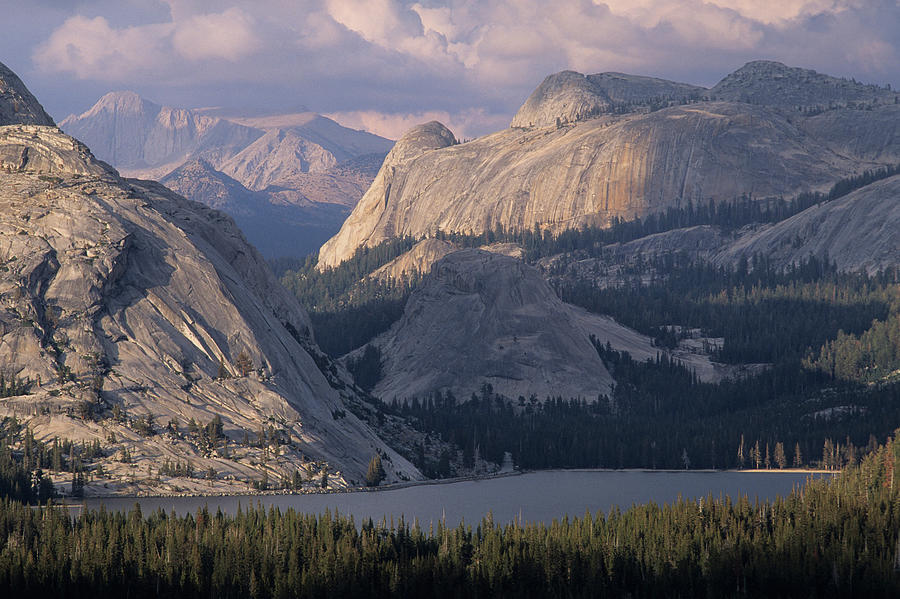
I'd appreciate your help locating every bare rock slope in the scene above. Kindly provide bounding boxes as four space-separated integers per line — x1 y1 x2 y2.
0 64 419 493
716 175 900 274
319 61 898 269
0 62 54 126
359 250 728 403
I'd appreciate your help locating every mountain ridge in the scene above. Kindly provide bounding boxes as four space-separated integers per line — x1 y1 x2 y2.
0 61 420 494
317 61 899 269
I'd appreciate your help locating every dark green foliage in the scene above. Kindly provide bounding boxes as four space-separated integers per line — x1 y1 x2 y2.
1 437 900 597
395 343 900 472
365 453 386 487
280 236 417 312
806 309 900 382
279 238 418 356
558 254 896 364
310 297 407 356
0 419 55 503
347 344 383 391
0 374 30 398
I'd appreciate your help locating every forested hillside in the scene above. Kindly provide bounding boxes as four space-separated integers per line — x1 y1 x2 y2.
2 432 900 597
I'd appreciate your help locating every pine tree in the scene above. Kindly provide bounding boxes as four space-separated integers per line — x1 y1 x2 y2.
365 454 386 486
774 442 786 469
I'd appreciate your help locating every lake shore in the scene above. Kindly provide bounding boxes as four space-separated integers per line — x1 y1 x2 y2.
65 466 834 503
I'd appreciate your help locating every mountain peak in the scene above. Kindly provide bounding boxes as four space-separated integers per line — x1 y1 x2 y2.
511 70 609 128
712 60 898 107
387 121 456 164
511 69 704 129
0 61 55 127
85 90 156 117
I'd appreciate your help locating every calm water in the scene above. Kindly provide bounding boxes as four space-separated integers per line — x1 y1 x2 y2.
82 470 828 528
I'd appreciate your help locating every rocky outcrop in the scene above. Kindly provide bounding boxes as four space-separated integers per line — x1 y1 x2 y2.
357 249 729 403
511 71 611 129
511 70 703 128
0 125 113 176
318 122 456 267
318 61 898 269
0 62 54 126
711 60 899 108
358 250 615 402
367 239 458 284
715 175 900 274
0 124 420 490
319 102 854 268
0 68 420 493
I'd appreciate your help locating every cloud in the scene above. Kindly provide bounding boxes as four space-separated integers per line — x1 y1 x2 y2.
25 0 900 131
33 16 174 80
326 108 510 139
172 8 260 61
34 6 261 80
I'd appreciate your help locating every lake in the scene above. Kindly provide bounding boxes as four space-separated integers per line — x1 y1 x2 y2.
82 470 830 527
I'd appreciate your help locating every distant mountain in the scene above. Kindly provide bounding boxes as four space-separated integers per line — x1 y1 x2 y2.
160 159 350 258
0 61 419 494
60 92 393 258
318 61 900 269
709 60 898 108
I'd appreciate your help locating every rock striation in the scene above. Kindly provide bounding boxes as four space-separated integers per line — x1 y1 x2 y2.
0 63 419 492
318 61 899 269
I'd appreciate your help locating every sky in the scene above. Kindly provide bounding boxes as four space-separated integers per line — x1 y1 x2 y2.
2 0 899 140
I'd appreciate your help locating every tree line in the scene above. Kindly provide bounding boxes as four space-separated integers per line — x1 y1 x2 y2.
1 432 900 596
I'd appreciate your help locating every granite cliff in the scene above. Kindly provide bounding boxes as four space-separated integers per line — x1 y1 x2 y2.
318 61 899 269
0 63 419 494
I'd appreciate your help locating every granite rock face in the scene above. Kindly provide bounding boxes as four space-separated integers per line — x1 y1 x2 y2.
0 66 419 491
356 249 731 403
710 60 899 108
318 61 898 269
359 250 615 402
715 175 900 274
0 124 419 488
511 70 704 128
0 62 54 126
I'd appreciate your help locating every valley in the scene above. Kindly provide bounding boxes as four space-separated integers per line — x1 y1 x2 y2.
3 0 900 594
